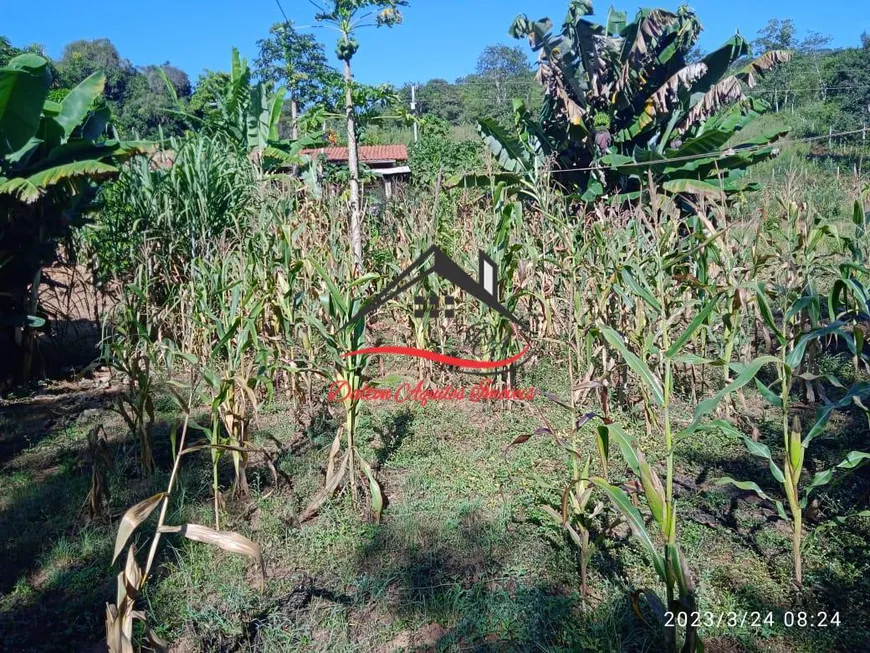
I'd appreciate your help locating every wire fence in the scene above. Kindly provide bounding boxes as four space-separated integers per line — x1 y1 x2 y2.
432 127 868 180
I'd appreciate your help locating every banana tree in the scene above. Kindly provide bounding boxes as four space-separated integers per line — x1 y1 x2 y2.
0 53 150 378
165 48 322 169
490 1 792 202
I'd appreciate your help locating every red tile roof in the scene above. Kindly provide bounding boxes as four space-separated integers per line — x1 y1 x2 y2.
302 144 408 163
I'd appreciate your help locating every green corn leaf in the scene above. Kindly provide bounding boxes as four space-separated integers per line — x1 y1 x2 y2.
671 353 716 365
831 510 870 525
591 477 666 582
805 382 870 446
786 322 844 371
665 294 719 359
767 460 785 485
686 356 777 431
309 258 348 317
595 425 609 479
620 267 661 312
854 199 865 227
599 327 664 406
755 285 786 345
716 477 784 519
598 422 641 477
802 469 834 507
785 295 819 323
802 451 870 507
754 377 783 408
357 454 384 524
838 450 870 469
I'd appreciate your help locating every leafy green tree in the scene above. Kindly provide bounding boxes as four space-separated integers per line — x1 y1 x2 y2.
311 0 408 272
476 44 533 112
823 47 870 130
0 36 22 67
752 20 833 111
408 116 481 185
755 18 797 52
57 39 134 104
415 79 463 124
118 64 191 138
189 70 232 122
256 21 329 138
454 46 540 126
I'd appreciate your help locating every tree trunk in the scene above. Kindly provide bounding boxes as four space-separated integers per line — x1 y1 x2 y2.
344 60 363 272
290 96 299 140
19 266 41 381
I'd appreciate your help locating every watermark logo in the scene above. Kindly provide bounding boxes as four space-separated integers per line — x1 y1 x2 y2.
331 245 535 404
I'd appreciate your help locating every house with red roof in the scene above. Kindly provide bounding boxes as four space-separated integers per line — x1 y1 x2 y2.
301 144 410 199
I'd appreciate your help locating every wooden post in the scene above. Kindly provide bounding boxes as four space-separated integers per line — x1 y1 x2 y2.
861 123 866 178
411 85 418 144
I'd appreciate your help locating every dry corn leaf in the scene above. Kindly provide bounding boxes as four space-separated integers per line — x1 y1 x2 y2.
123 546 142 596
113 492 166 563
162 523 266 585
300 449 349 522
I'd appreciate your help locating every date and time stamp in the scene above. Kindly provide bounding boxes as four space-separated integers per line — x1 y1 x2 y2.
664 611 842 629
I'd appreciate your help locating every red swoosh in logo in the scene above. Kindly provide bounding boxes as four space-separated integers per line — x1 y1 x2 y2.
342 342 531 370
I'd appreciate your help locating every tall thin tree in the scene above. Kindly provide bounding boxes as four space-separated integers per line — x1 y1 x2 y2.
311 0 408 272
256 21 328 139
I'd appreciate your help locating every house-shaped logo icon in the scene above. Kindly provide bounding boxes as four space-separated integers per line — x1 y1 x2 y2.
342 245 529 370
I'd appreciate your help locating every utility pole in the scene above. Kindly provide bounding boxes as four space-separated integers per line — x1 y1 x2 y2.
411 84 418 143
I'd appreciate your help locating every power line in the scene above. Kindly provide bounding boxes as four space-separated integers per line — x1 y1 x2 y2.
273 0 290 25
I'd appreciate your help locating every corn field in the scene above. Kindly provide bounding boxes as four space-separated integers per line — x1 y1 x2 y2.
63 127 870 651
3 6 870 648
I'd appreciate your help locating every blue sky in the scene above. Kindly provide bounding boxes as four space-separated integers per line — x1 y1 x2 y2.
4 1 869 86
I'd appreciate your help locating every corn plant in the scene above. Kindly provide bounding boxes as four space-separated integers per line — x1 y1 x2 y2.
186 251 277 528
830 199 870 375
507 399 613 602
592 211 775 651
300 257 383 522
718 281 870 587
103 275 157 476
474 194 527 388
105 356 265 652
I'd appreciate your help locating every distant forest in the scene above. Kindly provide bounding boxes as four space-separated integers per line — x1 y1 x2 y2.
3 17 869 145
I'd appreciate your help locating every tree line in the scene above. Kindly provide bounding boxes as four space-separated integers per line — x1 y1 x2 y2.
0 29 540 142
2 17 869 145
